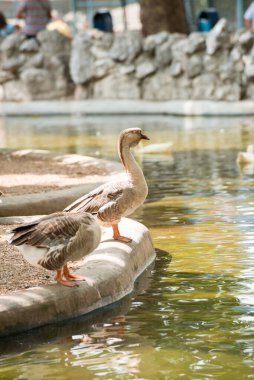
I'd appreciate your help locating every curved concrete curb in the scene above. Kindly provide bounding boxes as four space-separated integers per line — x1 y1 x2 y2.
1 100 254 116
0 149 122 217
0 182 105 217
0 218 155 337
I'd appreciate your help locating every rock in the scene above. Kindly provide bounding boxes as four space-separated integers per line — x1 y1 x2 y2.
20 67 68 99
155 40 172 68
90 29 114 50
0 33 26 58
219 61 241 82
135 60 156 79
37 29 71 57
238 30 254 51
250 45 254 59
169 60 182 77
0 70 14 84
90 45 109 59
74 84 91 99
185 55 203 78
119 65 136 75
70 49 94 84
246 83 254 99
204 50 228 73
206 18 231 55
19 38 40 53
185 32 206 55
244 63 254 80
93 58 115 79
215 81 241 101
169 33 186 45
22 53 44 69
1 55 26 73
20 68 50 93
0 27 253 102
172 76 192 99
143 31 169 53
110 31 142 62
171 37 189 61
192 73 217 100
70 32 94 84
229 46 244 71
142 70 173 100
2 80 30 101
73 30 92 49
93 73 140 99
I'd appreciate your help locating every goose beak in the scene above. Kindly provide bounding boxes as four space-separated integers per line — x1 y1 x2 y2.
141 132 150 140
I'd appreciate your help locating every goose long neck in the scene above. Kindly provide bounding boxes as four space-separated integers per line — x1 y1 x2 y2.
118 139 144 181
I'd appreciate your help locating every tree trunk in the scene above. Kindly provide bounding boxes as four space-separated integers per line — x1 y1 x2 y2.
140 0 188 36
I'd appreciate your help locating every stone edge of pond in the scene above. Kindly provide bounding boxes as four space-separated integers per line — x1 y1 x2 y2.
0 217 155 338
1 100 254 116
0 182 106 218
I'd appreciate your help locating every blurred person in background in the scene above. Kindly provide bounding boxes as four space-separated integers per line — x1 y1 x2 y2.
16 0 52 38
47 9 72 39
244 1 254 31
0 12 16 37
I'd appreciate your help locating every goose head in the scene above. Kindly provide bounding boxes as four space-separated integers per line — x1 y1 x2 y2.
119 128 150 148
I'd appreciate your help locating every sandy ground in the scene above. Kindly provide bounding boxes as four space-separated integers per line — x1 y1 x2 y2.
0 224 56 294
0 149 118 295
0 149 116 196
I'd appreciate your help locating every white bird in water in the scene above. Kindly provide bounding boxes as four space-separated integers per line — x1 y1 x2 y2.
138 142 173 155
8 212 101 287
64 128 150 242
237 145 254 164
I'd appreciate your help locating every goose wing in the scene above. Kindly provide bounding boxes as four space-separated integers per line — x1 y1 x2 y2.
9 212 85 248
64 181 126 215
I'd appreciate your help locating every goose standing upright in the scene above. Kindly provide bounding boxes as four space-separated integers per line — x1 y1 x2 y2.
8 212 101 287
64 128 150 242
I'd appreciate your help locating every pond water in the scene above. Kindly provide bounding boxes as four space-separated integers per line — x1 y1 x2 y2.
1 114 254 380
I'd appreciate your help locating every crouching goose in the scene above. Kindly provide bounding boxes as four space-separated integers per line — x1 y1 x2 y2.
8 212 101 287
64 128 149 242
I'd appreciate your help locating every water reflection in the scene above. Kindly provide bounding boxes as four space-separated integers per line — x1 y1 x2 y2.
1 114 254 159
1 116 254 379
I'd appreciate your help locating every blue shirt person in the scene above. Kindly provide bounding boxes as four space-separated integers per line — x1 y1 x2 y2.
0 12 15 37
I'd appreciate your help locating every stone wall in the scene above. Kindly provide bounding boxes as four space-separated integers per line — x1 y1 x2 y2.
1 18 254 102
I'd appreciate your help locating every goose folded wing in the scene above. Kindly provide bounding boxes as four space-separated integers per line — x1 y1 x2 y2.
64 184 124 214
64 186 105 213
96 189 125 222
10 213 83 248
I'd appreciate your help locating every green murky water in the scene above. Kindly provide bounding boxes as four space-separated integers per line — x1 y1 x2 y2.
1 115 254 380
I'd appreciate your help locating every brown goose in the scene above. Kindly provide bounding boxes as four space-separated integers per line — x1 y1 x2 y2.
8 212 101 287
64 128 149 242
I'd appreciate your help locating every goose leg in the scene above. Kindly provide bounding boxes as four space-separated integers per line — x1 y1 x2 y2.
56 268 79 287
63 264 85 281
112 224 132 243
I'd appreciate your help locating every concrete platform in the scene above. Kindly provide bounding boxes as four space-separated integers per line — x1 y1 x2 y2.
0 217 155 337
1 100 254 116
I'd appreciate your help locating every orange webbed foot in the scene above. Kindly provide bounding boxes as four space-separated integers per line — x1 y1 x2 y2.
57 277 79 287
63 265 85 282
112 223 132 243
113 235 132 243
55 269 79 287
